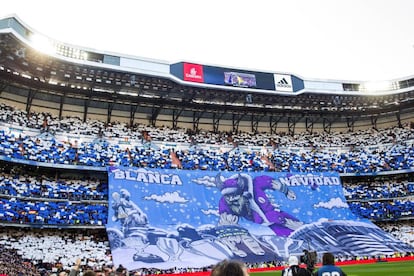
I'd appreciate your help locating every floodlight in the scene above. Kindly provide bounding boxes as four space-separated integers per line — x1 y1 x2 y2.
29 33 55 55
361 81 391 92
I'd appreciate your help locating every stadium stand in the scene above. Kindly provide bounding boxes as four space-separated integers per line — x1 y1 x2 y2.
0 15 413 274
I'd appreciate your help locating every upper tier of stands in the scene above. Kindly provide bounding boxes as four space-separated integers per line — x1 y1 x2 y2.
1 104 413 174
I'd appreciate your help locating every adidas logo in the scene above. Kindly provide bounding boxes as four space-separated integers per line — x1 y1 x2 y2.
278 78 288 85
277 78 291 88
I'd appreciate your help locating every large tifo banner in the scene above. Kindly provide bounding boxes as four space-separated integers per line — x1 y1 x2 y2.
106 167 412 270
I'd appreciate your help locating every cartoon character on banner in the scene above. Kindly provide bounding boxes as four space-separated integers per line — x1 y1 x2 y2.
112 188 148 233
215 173 303 237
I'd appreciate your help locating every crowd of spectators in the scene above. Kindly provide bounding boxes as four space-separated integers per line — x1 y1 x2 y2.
376 221 414 247
343 176 414 220
2 103 411 148
344 179 414 200
0 103 413 275
0 245 40 276
0 166 107 201
1 104 414 174
0 163 107 226
347 199 413 220
0 228 111 275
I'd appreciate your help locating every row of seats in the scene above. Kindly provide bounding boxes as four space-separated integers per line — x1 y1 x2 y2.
1 103 412 148
344 181 414 200
1 103 414 173
1 128 414 173
0 227 111 274
348 199 414 220
0 173 107 201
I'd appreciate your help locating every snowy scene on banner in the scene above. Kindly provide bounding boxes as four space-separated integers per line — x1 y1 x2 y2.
106 167 412 270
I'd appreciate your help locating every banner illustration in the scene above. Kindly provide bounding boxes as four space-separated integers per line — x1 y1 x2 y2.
106 167 413 270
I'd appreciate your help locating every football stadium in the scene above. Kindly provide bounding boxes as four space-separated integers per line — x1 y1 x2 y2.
0 15 413 275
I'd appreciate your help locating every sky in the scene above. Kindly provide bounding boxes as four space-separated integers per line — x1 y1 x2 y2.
1 0 414 82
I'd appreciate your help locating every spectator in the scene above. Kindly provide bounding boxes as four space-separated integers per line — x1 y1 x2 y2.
281 256 311 276
313 252 347 276
211 259 249 276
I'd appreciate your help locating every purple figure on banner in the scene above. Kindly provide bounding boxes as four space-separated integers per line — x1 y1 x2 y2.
215 173 303 237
